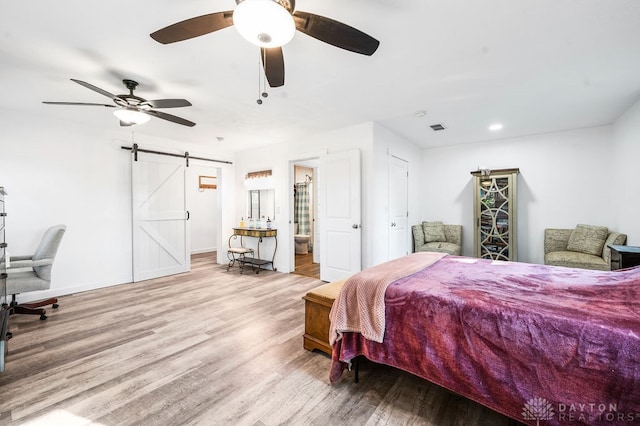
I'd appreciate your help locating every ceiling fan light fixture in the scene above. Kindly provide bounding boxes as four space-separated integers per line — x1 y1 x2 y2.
113 108 151 125
233 0 295 48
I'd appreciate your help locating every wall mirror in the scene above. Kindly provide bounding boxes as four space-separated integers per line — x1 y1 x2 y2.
247 189 275 220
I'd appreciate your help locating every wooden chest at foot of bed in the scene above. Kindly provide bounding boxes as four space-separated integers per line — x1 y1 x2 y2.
303 279 346 355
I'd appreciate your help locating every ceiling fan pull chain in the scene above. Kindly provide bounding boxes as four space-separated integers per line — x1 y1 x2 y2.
262 72 268 100
261 51 269 100
257 52 264 105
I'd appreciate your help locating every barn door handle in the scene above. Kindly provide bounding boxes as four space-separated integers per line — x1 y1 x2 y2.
186 211 190 220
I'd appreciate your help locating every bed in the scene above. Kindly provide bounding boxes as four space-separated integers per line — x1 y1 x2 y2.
329 252 640 425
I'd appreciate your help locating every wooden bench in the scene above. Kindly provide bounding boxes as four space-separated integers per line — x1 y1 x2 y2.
302 279 346 356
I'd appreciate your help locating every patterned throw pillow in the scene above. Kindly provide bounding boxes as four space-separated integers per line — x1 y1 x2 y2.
422 221 446 243
567 224 609 256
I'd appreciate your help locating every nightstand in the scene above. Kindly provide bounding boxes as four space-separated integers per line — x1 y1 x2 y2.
609 245 640 270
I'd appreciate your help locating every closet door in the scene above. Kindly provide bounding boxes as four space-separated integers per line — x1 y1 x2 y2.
388 155 409 260
132 153 190 281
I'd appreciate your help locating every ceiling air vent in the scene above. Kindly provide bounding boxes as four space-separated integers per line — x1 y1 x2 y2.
430 123 446 131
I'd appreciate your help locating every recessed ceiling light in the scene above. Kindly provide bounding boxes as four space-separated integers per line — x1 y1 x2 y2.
489 123 503 131
415 110 427 118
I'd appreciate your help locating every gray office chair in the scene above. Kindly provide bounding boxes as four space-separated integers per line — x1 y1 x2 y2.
6 224 66 320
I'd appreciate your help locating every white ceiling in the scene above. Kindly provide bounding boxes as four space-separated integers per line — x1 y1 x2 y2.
2 0 640 153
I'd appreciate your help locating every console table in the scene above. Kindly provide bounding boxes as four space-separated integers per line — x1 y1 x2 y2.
609 245 640 270
228 228 277 274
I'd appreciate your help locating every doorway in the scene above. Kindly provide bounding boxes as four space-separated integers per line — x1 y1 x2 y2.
292 162 319 279
188 164 220 257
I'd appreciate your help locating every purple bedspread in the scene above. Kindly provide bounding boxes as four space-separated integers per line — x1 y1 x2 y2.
330 256 640 425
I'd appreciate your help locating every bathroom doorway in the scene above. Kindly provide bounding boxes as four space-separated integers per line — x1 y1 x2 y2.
292 162 319 278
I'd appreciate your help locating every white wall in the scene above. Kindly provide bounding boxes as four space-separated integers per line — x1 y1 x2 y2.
371 123 424 266
6 98 637 301
232 122 424 274
233 122 375 274
1 110 234 302
189 165 218 254
420 126 617 264
612 98 640 245
294 166 313 183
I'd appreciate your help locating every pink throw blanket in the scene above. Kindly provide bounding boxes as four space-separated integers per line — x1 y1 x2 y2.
329 251 447 345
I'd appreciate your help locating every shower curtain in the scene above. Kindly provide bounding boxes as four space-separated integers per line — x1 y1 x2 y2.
294 182 311 235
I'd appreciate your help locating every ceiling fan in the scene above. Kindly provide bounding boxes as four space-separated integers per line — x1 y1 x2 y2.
43 79 196 127
150 0 380 88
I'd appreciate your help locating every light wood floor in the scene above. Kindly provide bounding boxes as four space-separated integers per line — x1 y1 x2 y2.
293 252 319 279
0 253 520 426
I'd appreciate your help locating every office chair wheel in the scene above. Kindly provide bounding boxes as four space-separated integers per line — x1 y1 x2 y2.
52 303 59 309
40 314 47 320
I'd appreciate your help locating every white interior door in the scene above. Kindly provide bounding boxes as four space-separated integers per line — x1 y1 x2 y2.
319 149 361 282
312 171 320 264
132 153 190 282
388 155 409 260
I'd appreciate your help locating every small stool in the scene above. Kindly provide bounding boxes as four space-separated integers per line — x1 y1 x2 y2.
302 279 347 355
227 247 254 274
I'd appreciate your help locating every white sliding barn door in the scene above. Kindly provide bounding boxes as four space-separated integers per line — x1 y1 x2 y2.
319 149 361 282
388 155 409 260
132 153 190 282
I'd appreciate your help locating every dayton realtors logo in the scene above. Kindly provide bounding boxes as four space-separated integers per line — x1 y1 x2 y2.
522 397 555 425
522 397 640 424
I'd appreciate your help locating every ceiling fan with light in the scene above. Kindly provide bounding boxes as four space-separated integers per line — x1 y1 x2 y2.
150 0 380 88
43 79 196 127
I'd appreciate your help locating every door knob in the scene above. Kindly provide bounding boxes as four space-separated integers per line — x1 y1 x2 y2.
352 224 359 229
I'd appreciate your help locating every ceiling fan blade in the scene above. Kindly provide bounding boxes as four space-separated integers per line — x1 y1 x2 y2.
70 79 119 100
119 121 134 127
42 101 115 107
261 47 285 88
293 11 380 56
150 11 234 44
147 99 192 109
144 109 196 127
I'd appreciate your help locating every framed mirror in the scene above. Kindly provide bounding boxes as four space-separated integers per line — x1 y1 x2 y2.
247 189 275 221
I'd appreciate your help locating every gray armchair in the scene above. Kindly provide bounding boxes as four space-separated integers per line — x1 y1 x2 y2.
6 224 66 320
412 221 462 255
544 225 626 271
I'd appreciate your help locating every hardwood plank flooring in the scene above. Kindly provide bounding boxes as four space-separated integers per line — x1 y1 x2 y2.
0 253 521 426
294 253 319 279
